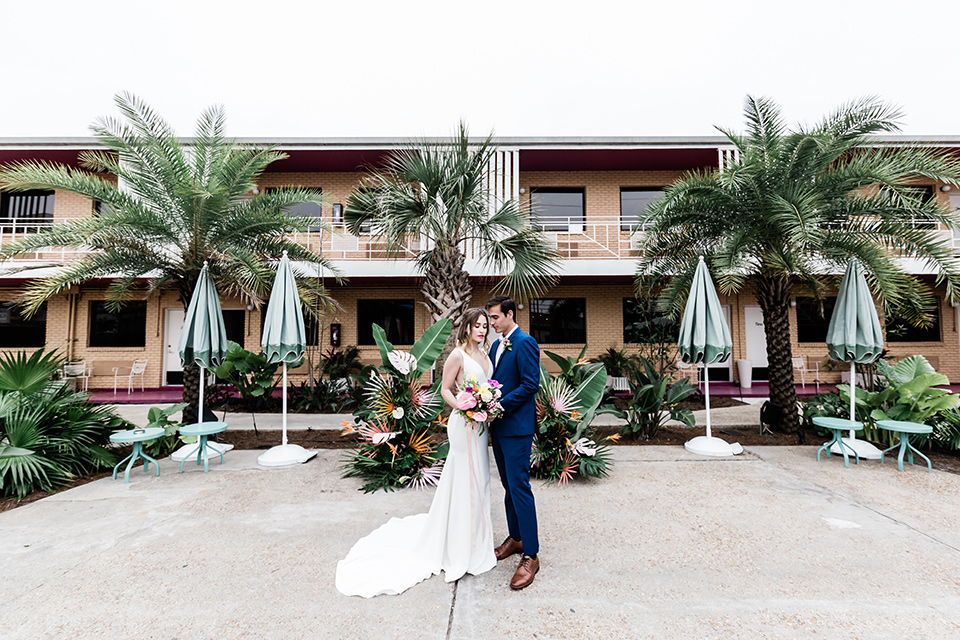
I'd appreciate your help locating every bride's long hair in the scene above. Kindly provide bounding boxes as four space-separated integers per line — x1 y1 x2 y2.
457 307 491 353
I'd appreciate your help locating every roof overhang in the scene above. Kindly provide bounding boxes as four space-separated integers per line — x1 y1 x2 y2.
6 135 960 175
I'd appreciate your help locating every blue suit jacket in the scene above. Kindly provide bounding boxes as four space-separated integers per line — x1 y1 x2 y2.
489 328 540 437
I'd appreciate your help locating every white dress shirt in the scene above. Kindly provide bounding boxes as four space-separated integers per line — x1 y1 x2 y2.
495 326 518 367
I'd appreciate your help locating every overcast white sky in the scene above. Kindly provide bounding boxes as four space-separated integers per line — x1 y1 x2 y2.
3 0 956 139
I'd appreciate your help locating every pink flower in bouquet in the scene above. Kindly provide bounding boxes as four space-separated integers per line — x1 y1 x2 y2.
472 411 488 423
455 391 478 410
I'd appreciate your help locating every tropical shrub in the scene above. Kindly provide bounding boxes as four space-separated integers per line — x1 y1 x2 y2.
929 409 960 451
837 355 959 445
598 356 697 440
0 349 130 499
589 347 642 381
288 378 357 413
799 392 853 431
319 346 364 380
141 403 189 457
342 321 451 492
211 341 294 411
531 349 613 485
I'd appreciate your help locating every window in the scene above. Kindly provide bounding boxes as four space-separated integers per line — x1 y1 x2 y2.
620 188 663 232
529 188 584 232
223 310 245 345
1 189 54 231
623 298 677 344
795 297 836 343
358 299 415 345
286 201 323 226
880 185 936 228
0 301 46 347
89 301 147 347
530 298 586 343
886 305 941 342
265 187 323 229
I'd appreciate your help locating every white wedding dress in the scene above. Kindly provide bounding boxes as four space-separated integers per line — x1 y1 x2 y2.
336 348 496 597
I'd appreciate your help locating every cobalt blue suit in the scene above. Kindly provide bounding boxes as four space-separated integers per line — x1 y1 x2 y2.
489 327 540 556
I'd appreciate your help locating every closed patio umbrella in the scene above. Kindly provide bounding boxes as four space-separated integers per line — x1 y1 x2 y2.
826 258 884 459
258 251 317 467
679 256 739 457
171 261 233 462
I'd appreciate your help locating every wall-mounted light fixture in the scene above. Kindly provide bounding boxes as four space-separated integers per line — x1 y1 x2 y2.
246 303 255 311
519 188 526 194
941 185 952 192
332 203 344 224
790 300 797 307
252 188 260 195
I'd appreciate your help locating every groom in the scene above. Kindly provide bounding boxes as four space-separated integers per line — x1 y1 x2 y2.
485 295 540 590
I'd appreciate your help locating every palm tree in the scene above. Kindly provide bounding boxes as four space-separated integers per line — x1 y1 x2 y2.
345 123 559 363
0 92 339 420
636 96 960 432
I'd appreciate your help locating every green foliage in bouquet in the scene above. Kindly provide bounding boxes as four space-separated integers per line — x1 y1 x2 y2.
531 347 614 485
342 320 452 492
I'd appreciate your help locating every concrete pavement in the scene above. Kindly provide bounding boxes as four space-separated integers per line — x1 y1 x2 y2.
2 445 960 639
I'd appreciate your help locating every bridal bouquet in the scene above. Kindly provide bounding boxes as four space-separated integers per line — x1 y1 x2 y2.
455 375 504 427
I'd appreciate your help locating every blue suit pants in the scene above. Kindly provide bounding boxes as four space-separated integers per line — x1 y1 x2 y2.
490 431 539 556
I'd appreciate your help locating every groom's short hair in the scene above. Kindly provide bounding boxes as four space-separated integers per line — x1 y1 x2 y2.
485 294 516 319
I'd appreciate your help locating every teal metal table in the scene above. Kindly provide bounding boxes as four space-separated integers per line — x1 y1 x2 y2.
813 417 864 468
178 421 229 473
109 427 165 483
876 420 933 472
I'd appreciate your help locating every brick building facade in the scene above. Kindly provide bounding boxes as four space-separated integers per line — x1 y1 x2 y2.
2 137 959 388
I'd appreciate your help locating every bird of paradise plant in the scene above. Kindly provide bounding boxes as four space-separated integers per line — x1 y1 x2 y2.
530 349 614 485
342 320 452 492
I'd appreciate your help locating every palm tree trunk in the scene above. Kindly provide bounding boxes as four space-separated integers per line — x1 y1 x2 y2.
182 364 201 423
755 275 800 433
421 242 472 376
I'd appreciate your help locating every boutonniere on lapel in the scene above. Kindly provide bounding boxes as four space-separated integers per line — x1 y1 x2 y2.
503 337 513 352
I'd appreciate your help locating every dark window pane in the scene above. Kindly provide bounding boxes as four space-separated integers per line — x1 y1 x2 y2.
886 305 941 342
530 298 586 344
89 301 147 347
1 189 54 232
223 310 245 345
0 301 46 347
880 185 936 228
530 188 584 231
358 299 415 345
305 314 320 347
796 297 836 343
623 298 677 343
620 188 663 232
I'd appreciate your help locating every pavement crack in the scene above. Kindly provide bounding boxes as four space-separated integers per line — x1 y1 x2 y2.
759 450 960 556
446 580 458 639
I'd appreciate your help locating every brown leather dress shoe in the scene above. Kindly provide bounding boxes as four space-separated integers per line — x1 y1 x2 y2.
510 555 540 590
495 536 523 561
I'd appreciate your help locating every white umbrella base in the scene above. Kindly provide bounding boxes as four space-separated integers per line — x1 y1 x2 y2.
684 436 742 457
170 441 234 462
257 444 318 467
830 438 882 460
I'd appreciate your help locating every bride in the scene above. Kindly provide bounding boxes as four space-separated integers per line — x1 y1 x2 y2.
336 307 497 597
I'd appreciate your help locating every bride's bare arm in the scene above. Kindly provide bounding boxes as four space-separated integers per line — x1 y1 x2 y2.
440 349 463 409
